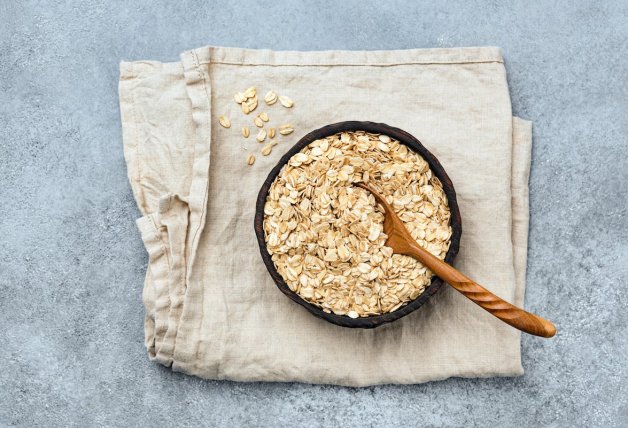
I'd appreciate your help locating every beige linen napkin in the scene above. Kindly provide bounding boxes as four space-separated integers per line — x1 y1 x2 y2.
119 46 532 386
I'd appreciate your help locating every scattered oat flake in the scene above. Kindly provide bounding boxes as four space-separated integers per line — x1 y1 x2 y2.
279 95 294 108
256 129 267 142
246 153 255 165
242 127 250 138
234 92 245 104
278 124 294 135
264 91 278 105
245 97 257 114
218 116 231 128
268 127 276 138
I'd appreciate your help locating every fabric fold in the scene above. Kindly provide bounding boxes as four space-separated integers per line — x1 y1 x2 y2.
134 194 190 366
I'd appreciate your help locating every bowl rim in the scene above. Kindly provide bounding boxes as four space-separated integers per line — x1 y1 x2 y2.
254 121 462 328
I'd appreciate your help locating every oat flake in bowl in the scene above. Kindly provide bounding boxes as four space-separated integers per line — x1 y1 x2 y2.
258 122 461 327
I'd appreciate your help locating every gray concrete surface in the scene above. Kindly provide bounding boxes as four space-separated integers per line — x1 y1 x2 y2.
1 1 627 426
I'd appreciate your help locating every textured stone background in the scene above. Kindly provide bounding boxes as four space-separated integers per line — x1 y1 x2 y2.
1 1 626 426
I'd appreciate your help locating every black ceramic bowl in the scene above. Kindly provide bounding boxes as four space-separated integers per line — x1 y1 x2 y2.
254 121 462 328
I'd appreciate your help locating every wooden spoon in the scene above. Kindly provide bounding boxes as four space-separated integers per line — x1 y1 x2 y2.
355 182 556 338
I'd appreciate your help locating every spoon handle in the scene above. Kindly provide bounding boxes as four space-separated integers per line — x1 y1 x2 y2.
396 238 556 338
